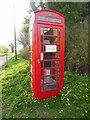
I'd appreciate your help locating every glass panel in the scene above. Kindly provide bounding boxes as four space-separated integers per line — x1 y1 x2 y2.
41 53 43 61
44 76 56 91
41 28 43 55
41 69 43 76
41 27 60 91
44 53 57 59
59 29 60 44
41 28 43 35
44 67 57 76
57 29 60 88
44 37 57 44
41 78 43 91
41 45 43 52
41 35 43 44
44 61 57 68
44 28 57 36
41 61 43 68
41 76 56 91
58 45 60 58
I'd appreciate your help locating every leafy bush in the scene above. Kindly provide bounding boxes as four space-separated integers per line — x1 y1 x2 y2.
19 45 29 60
65 19 88 75
0 45 9 53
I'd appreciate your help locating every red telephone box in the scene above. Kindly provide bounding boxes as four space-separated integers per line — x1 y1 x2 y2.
29 10 65 100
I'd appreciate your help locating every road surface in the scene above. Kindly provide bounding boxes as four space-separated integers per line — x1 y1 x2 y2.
0 54 14 69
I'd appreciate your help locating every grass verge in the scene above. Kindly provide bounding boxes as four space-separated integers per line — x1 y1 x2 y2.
1 56 89 118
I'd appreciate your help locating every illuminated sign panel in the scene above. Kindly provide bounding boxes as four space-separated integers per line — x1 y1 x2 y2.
38 16 61 23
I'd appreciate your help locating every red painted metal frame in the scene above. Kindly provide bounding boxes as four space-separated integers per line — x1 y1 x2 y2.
29 10 65 100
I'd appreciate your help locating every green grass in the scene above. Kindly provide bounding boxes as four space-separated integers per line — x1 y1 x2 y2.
1 56 89 118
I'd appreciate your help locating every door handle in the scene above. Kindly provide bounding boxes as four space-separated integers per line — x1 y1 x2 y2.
38 59 40 64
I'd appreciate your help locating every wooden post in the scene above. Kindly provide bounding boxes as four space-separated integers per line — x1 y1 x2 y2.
13 1 17 60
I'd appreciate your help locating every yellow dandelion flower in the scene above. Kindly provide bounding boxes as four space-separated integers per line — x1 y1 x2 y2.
15 106 17 108
67 98 69 101
68 102 70 106
86 88 88 91
85 110 87 113
34 100 36 103
61 109 63 112
61 98 63 101
77 107 79 110
86 95 88 98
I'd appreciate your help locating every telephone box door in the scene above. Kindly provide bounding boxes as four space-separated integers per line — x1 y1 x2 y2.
38 24 63 99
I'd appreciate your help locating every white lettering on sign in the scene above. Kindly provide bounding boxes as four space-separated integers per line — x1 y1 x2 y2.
38 16 61 23
46 45 57 52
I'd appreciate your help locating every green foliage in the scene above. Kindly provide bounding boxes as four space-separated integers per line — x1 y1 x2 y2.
65 19 88 75
0 45 9 53
48 2 88 25
19 45 29 60
1 57 89 118
23 16 29 34
30 0 37 12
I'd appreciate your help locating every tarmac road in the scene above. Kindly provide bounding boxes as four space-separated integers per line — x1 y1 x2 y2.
0 54 14 69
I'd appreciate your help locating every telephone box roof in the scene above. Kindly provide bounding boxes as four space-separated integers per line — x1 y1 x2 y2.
34 9 65 18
